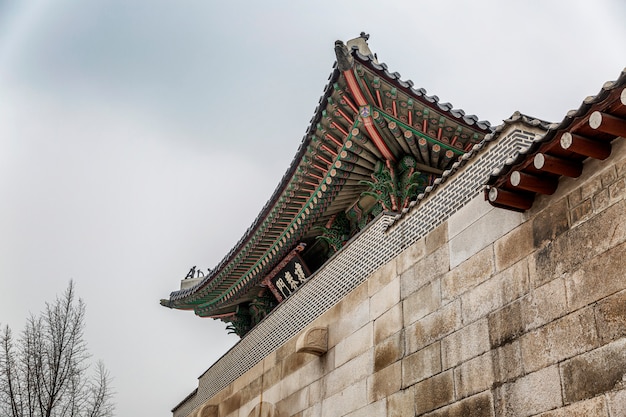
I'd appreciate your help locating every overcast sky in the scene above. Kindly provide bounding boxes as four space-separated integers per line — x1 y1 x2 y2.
1 1 625 416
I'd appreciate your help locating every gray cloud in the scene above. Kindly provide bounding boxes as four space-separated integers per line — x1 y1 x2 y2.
1 1 625 416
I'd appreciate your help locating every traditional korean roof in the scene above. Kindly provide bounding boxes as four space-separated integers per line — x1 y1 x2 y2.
486 68 626 211
160 34 492 335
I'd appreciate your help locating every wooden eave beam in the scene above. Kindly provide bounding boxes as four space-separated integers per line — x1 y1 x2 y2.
589 111 626 138
559 132 612 160
533 153 583 178
487 187 534 211
510 171 558 195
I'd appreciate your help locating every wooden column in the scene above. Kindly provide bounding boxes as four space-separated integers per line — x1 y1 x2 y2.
589 111 626 137
533 153 583 178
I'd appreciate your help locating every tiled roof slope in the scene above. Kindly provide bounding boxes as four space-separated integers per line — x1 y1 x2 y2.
486 68 626 211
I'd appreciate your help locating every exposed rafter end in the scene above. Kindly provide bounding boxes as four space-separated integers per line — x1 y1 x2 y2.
510 171 558 195
560 132 612 160
589 111 626 137
534 153 583 178
486 187 534 211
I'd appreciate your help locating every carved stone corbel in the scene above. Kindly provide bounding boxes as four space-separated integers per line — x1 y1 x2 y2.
296 326 328 356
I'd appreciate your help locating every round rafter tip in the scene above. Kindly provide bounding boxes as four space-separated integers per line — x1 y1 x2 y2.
533 153 546 170
560 132 573 150
589 111 603 130
510 171 521 187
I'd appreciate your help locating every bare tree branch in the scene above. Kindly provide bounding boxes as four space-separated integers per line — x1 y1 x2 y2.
0 282 115 417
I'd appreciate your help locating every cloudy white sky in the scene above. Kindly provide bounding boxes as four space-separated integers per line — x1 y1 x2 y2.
1 1 625 416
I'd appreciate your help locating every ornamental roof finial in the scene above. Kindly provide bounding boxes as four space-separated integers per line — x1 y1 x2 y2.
345 32 376 63
334 40 353 71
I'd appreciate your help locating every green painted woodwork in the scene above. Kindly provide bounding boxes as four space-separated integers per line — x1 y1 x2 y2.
360 155 428 213
316 211 352 256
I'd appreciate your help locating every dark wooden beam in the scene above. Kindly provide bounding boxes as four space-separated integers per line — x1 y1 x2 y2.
560 132 611 160
588 111 626 137
488 187 533 211
533 153 583 178
510 171 558 195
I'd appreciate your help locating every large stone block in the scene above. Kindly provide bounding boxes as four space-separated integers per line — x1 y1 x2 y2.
324 350 372 398
218 391 242 417
520 307 599 373
565 240 626 311
328 287 370 348
277 388 309 416
608 389 626 417
367 361 401 402
374 331 404 372
494 366 562 417
414 370 455 415
441 319 490 370
370 278 400 320
448 194 493 240
282 350 316 379
401 244 450 298
426 222 448 255
609 177 626 203
396 238 426 275
595 289 626 343
448 203 523 268
368 260 397 297
421 391 494 417
387 387 415 417
335 323 372 367
196 404 218 417
442 245 495 302
491 340 524 384
534 395 608 417
522 277 566 332
560 337 626 405
461 259 528 324
454 352 494 399
532 198 569 248
531 199 626 287
494 219 533 273
239 376 263 408
592 187 611 214
406 300 461 354
488 300 524 349
320 379 367 417
308 379 322 406
570 198 593 226
402 342 441 387
580 173 604 201
344 399 386 417
403 278 441 326
302 403 321 417
374 303 403 344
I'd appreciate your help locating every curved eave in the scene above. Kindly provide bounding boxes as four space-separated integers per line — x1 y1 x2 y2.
163 43 493 316
486 68 626 211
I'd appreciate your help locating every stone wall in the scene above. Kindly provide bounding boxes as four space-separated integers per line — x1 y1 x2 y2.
186 139 626 417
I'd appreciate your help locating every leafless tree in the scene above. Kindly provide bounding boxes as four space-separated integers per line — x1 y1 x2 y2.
0 282 114 417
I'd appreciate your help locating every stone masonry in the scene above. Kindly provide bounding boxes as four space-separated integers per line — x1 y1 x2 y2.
183 138 626 417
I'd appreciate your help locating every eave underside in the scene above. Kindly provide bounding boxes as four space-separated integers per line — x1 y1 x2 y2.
163 42 492 320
